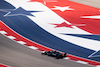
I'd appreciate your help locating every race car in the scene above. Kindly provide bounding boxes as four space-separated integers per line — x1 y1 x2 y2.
42 50 67 59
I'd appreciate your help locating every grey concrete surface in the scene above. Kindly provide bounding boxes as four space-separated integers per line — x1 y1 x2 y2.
69 0 100 9
0 33 93 67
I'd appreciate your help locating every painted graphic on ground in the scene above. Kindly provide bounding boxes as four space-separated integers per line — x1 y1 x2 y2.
0 0 100 64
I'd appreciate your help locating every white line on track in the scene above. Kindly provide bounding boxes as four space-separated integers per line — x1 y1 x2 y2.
17 41 26 45
7 36 16 39
0 31 7 34
28 46 38 50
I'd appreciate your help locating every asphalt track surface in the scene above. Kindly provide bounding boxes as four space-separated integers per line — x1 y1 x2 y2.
0 0 100 67
0 34 93 67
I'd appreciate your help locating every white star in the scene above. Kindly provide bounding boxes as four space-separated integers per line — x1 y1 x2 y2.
81 15 100 19
51 6 75 12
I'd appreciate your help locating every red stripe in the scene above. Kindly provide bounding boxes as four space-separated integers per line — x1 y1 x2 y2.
67 55 100 66
0 63 10 67
46 0 100 34
0 21 51 51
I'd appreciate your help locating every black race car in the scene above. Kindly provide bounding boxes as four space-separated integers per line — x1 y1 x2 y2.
42 50 67 59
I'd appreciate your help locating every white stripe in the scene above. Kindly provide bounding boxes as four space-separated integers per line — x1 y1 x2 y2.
81 15 100 19
0 31 7 34
63 57 70 60
45 0 57 2
17 41 26 44
96 65 100 67
7 36 16 39
61 35 100 51
76 60 88 64
28 46 38 50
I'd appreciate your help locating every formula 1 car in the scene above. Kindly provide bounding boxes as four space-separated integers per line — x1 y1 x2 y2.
42 50 67 59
